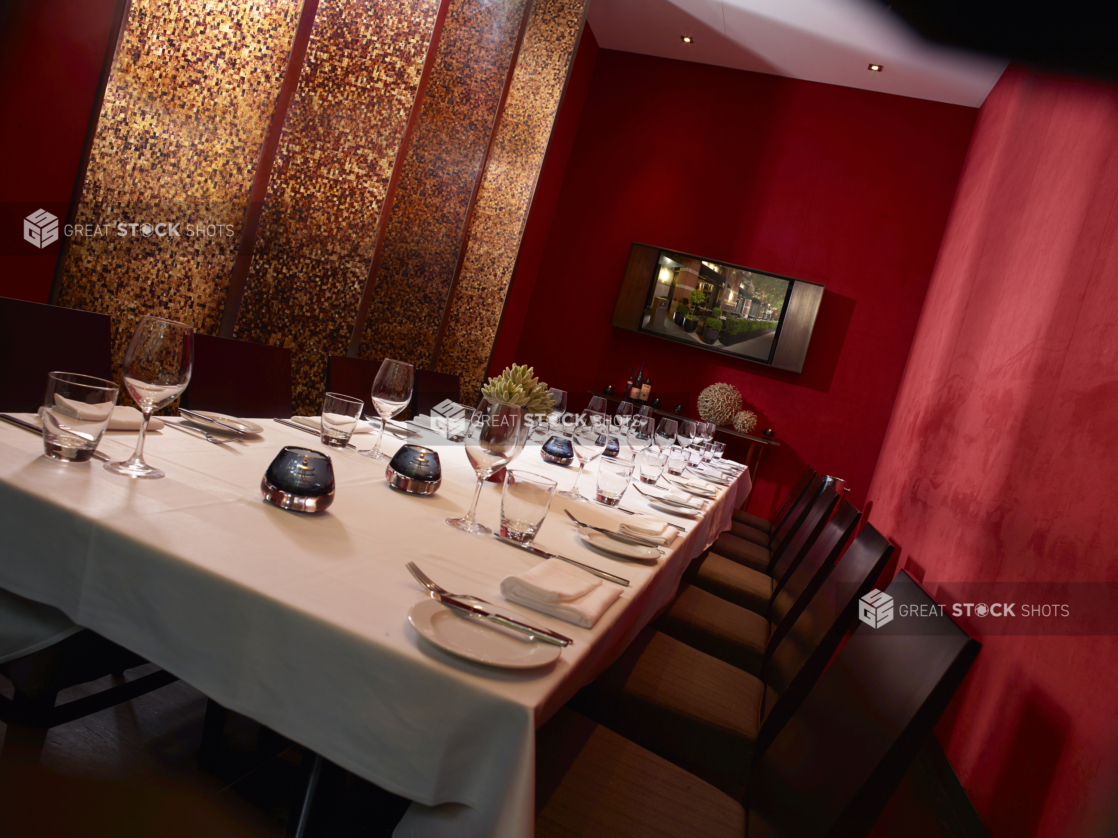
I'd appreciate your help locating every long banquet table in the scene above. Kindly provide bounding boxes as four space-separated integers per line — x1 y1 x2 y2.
0 417 750 837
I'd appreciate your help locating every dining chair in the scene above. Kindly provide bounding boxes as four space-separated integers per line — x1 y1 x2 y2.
568 520 892 795
686 482 837 616
0 297 112 412
658 499 861 674
710 474 827 575
180 335 292 418
325 354 382 405
731 464 814 540
537 571 980 837
412 368 461 417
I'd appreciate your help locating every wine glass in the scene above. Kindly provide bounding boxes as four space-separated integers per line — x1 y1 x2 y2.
363 359 415 460
446 398 530 535
699 421 716 445
531 387 567 441
627 415 655 458
613 401 634 436
557 411 607 501
587 395 607 413
654 418 678 450
104 316 193 480
677 420 697 448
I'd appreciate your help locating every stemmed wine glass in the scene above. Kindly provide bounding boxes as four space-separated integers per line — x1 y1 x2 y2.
676 419 697 448
531 387 567 441
362 359 415 460
557 411 607 501
446 398 530 535
104 316 193 480
654 418 678 450
698 421 716 446
627 415 655 458
586 395 607 413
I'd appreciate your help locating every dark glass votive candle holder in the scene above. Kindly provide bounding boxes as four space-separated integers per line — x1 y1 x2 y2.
261 446 335 513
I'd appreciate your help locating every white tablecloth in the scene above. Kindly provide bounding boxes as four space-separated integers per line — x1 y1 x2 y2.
0 418 749 837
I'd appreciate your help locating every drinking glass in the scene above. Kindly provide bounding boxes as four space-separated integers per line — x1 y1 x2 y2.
320 392 363 448
710 441 726 461
687 444 704 467
627 415 655 457
595 457 634 506
637 405 654 418
446 398 529 535
104 316 193 480
613 401 634 434
676 420 697 447
500 470 558 543
637 448 668 485
700 442 715 463
41 372 120 463
654 418 678 450
666 444 687 476
557 410 607 501
586 395 607 413
363 359 414 460
532 387 568 441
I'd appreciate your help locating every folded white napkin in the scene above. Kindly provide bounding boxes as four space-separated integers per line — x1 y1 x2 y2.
40 403 163 431
500 560 622 629
292 415 374 434
619 514 678 546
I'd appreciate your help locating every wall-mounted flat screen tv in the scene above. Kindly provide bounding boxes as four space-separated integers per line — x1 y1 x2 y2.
610 243 824 374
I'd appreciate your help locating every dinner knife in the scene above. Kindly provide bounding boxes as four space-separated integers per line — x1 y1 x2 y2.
272 417 360 451
492 534 630 586
427 589 573 647
178 407 244 434
0 412 111 462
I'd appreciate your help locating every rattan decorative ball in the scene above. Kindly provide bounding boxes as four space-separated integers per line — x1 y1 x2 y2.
696 383 743 426
733 410 758 435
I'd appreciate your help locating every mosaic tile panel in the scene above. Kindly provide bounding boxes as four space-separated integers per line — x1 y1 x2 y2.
56 0 305 382
233 0 441 413
433 0 588 402
356 0 530 371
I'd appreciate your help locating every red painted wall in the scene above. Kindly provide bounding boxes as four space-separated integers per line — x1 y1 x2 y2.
505 47 977 515
867 66 1118 837
0 0 119 303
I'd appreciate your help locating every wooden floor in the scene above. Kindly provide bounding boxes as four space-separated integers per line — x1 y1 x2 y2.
0 666 410 837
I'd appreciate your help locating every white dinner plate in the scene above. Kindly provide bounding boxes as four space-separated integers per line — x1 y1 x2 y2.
407 598 562 669
183 411 263 435
578 530 661 561
666 480 718 498
649 499 700 518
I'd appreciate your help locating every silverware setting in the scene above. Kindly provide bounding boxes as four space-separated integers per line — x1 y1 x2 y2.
595 500 686 532
406 562 573 647
685 466 731 485
492 534 630 586
165 420 236 445
563 509 664 549
0 413 112 462
361 415 412 440
178 407 245 435
631 482 701 510
273 417 360 451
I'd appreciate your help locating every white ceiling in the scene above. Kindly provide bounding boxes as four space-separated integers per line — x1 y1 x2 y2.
586 0 1008 107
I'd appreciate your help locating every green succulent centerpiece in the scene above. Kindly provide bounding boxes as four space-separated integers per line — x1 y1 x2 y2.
480 364 556 415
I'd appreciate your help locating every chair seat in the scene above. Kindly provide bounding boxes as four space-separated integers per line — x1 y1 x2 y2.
536 708 745 838
711 532 770 572
657 585 772 675
575 630 769 791
731 509 771 533
729 520 769 546
694 553 774 614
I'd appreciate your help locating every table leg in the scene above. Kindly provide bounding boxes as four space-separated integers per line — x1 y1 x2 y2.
285 751 323 838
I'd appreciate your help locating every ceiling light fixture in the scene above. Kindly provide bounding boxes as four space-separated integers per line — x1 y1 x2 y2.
868 63 883 72
681 35 693 44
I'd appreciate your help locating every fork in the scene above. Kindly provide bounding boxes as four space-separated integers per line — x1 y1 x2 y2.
406 562 492 606
165 420 235 445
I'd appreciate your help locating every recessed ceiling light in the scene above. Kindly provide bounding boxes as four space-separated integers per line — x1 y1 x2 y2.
868 63 883 72
681 35 693 44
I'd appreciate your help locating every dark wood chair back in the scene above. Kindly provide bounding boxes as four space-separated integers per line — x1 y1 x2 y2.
0 298 112 412
756 522 893 756
767 487 839 597
748 569 980 837
413 369 461 417
325 355 382 405
770 465 816 531
766 474 826 572
767 499 860 637
180 335 291 418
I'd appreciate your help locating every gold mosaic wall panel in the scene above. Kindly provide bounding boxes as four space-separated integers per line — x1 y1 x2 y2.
56 0 305 379
433 0 587 401
233 0 441 412
356 0 530 370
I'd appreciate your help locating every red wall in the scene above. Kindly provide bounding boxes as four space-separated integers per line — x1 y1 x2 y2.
867 66 1118 837
0 0 120 303
505 46 977 515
